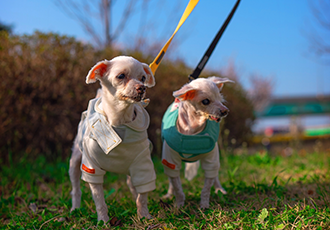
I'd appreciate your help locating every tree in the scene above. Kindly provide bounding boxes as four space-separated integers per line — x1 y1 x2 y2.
307 0 330 63
54 0 183 50
54 0 137 48
0 21 13 34
248 74 274 112
222 60 274 112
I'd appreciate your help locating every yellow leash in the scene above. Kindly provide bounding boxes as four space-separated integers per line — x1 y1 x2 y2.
149 0 199 75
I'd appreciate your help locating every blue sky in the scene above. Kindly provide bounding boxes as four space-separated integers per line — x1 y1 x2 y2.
1 0 329 98
1 0 329 130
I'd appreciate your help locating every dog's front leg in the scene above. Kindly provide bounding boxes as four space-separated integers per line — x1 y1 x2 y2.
169 177 185 207
89 183 109 223
136 192 152 219
126 175 138 200
200 177 215 209
69 145 82 211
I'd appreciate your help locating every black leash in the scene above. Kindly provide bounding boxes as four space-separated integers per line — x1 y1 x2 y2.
188 0 241 82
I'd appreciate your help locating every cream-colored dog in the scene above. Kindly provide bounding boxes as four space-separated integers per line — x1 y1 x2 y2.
69 56 156 222
161 76 233 208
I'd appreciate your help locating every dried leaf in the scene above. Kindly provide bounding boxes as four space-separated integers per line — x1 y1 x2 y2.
109 216 122 226
57 217 66 222
14 197 24 204
159 199 171 209
147 223 162 230
29 203 37 214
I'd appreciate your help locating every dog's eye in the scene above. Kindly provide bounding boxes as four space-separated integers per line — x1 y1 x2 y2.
141 76 146 83
201 99 210 105
117 73 125 79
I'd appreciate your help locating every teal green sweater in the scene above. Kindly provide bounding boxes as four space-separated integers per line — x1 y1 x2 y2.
161 103 220 159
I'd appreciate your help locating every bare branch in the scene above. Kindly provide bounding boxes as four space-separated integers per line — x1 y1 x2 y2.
54 0 103 47
53 0 188 51
100 0 111 47
248 74 274 112
112 0 137 41
137 0 150 36
306 0 330 63
311 0 330 30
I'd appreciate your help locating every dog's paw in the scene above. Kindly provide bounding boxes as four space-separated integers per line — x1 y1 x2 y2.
137 205 152 219
175 200 185 208
70 204 80 212
200 202 210 209
144 214 153 220
138 211 153 220
162 193 173 199
215 187 227 195
175 193 185 208
98 215 109 224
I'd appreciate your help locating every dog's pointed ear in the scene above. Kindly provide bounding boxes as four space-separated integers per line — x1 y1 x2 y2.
86 60 110 84
173 84 197 101
142 63 155 88
208 76 235 91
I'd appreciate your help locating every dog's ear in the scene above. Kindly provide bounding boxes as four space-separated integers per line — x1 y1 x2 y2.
173 84 197 101
208 76 235 91
142 63 155 88
86 60 110 84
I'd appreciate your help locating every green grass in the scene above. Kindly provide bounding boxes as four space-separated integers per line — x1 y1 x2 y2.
1 150 330 229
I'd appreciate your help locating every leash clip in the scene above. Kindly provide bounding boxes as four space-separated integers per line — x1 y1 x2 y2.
188 75 195 82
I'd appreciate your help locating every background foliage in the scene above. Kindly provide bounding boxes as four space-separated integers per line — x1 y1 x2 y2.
0 31 255 160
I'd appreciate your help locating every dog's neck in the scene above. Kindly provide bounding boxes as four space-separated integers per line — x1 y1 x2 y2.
101 89 135 127
176 102 207 135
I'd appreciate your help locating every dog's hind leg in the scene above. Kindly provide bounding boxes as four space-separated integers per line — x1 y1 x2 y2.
69 143 82 211
126 175 138 200
89 183 109 222
214 176 227 194
200 177 215 209
162 179 174 199
169 177 185 207
136 192 152 219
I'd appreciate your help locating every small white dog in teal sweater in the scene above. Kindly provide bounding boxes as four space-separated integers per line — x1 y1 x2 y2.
161 76 233 208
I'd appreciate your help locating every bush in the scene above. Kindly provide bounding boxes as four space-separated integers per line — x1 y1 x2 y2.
0 31 255 161
0 31 101 160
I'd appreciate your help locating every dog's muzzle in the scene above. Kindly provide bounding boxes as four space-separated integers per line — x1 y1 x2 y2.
208 108 229 122
136 85 146 95
131 84 146 102
220 108 229 117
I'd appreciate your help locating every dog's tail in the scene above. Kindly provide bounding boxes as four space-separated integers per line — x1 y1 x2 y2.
184 161 200 181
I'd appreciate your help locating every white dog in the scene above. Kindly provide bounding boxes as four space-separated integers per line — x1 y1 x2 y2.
69 56 156 222
161 76 233 208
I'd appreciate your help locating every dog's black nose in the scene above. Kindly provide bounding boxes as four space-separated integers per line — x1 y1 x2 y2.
220 108 229 117
136 85 146 94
